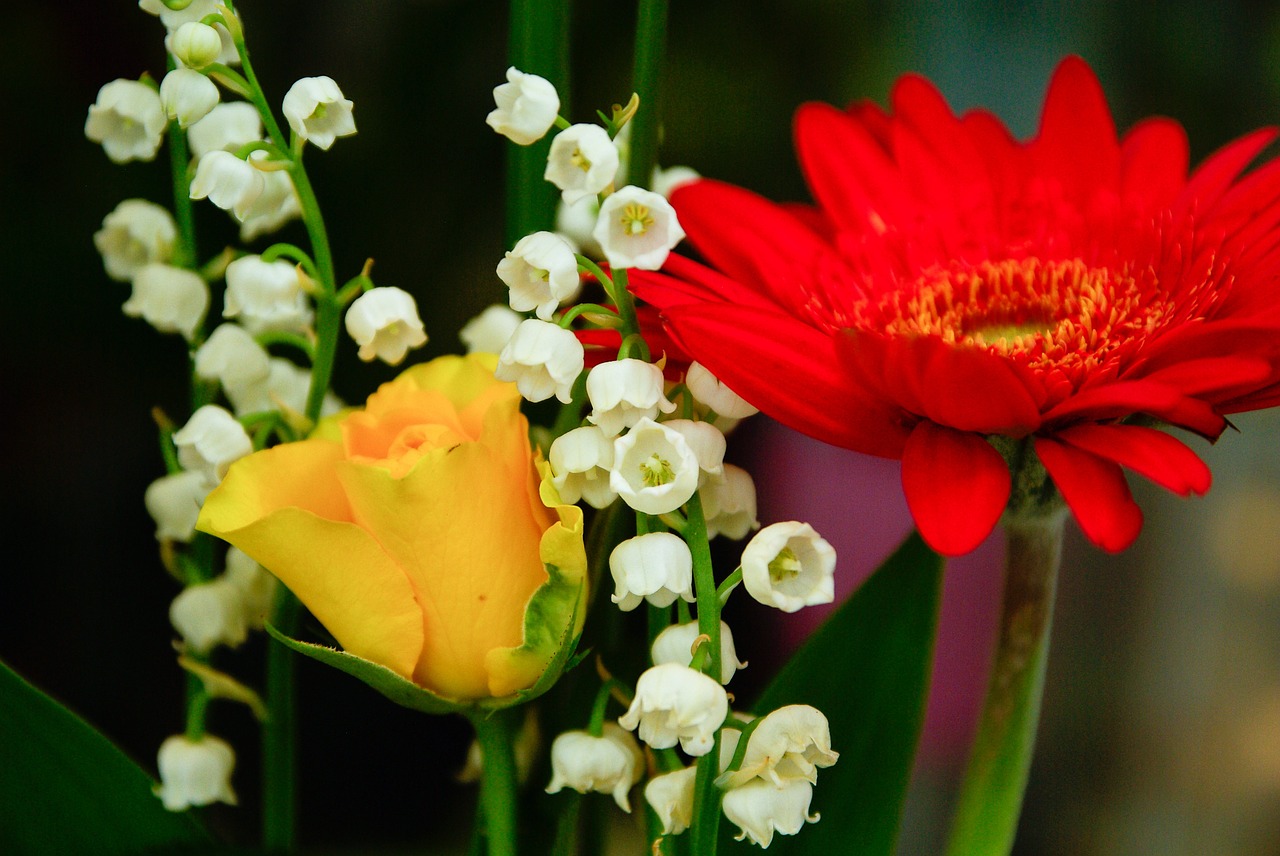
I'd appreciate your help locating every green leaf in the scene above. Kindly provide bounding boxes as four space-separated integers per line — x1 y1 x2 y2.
720 531 943 853
0 658 213 854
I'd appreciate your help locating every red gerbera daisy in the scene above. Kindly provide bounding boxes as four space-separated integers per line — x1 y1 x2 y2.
630 56 1280 555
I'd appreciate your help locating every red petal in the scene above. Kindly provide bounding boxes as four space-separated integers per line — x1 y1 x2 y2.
1140 356 1274 401
659 303 911 457
1041 380 1225 437
1034 56 1120 198
1120 118 1188 208
1054 424 1211 496
1174 127 1278 221
901 422 1011 556
1034 437 1143 553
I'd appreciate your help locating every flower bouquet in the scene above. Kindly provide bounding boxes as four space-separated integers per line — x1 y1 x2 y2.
6 1 1280 854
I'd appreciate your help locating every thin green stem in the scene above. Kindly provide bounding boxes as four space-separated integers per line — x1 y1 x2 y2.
689 731 721 856
472 709 520 856
944 514 1065 856
166 121 197 270
627 0 670 189
685 494 720 682
716 566 742 603
263 589 301 854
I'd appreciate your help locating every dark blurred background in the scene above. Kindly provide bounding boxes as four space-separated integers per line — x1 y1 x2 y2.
4 1 1280 853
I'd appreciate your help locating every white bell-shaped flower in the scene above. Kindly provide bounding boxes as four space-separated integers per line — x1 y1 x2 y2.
144 470 212 542
555 196 603 259
722 779 819 848
545 723 644 812
545 124 620 205
187 102 262 161
497 231 579 321
260 357 343 418
238 168 302 242
169 577 249 654
610 418 700 515
459 304 523 355
123 263 209 341
650 620 746 686
717 705 839 790
549 425 617 509
142 0 239 66
170 21 224 69
486 66 560 145
172 404 252 484
190 150 264 221
94 199 176 282
609 532 695 611
686 361 759 419
155 734 238 812
223 255 311 335
593 185 685 271
740 522 836 613
160 68 219 129
644 765 697 836
617 663 728 757
495 318 584 404
586 359 676 438
225 547 278 629
85 79 166 164
702 464 760 540
194 324 272 411
282 76 356 150
661 419 726 486
344 287 428 365
651 164 700 198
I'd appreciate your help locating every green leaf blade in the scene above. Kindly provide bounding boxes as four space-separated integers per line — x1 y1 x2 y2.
0 659 213 854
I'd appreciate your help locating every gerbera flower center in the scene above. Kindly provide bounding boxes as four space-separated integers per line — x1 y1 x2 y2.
850 257 1178 384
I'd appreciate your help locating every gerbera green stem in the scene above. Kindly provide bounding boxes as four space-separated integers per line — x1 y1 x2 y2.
627 0 669 190
943 513 1065 856
472 708 520 856
505 0 569 246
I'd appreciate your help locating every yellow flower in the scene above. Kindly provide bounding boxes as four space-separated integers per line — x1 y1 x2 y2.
197 353 586 704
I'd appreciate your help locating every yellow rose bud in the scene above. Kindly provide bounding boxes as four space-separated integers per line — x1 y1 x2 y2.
197 353 586 704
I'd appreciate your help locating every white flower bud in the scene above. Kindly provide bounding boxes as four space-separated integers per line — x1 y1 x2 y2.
702 464 760 540
144 470 212 542
593 185 685 271
225 547 278 629
187 102 262 161
85 79 166 164
459 304 523 355
586 359 676 438
155 734 238 812
160 68 219 128
610 418 700 515
717 705 839 791
651 620 746 686
143 0 239 66
497 231 580 321
686 361 759 419
194 324 272 414
609 532 695 612
549 425 617 509
486 66 560 145
94 199 176 282
122 263 209 341
661 419 726 485
190 150 264 220
169 577 249 654
172 404 252 484
545 723 644 812
651 164 700 198
238 169 302 242
740 522 836 613
555 196 602 258
644 766 697 835
545 124 620 205
170 21 223 69
722 779 819 848
223 255 311 335
618 663 728 756
282 76 356 150
495 318 584 404
344 287 428 365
